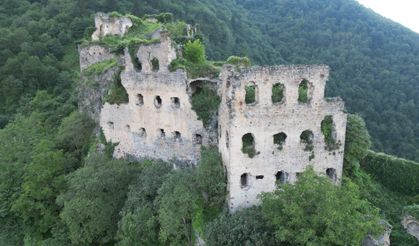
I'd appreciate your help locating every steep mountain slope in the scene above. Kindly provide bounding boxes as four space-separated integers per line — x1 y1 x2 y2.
236 0 419 161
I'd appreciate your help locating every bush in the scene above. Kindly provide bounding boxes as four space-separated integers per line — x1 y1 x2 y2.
205 207 278 246
83 59 118 76
226 56 251 67
343 114 371 176
361 151 419 195
184 40 206 64
191 83 220 127
105 72 129 105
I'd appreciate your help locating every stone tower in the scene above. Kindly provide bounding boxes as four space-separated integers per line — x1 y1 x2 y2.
218 65 347 211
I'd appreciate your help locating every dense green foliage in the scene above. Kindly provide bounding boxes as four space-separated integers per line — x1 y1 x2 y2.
205 207 278 246
226 56 251 67
361 151 419 196
271 83 284 103
261 168 382 245
245 85 256 104
297 79 309 103
191 83 221 127
104 71 129 105
344 114 372 176
403 205 419 219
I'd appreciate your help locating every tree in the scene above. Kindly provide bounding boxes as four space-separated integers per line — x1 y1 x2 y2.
196 147 226 215
344 114 371 176
11 140 77 239
157 170 198 245
58 154 138 245
184 40 206 64
261 168 382 245
205 207 278 246
55 111 95 160
116 161 171 245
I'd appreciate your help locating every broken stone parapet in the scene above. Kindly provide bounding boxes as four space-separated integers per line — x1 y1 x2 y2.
402 215 419 242
92 12 133 41
362 220 392 246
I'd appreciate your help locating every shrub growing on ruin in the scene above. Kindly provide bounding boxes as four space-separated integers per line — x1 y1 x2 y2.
191 83 221 127
83 59 118 76
184 40 206 64
273 132 287 150
242 133 256 158
321 115 339 150
272 83 285 103
245 85 256 104
300 130 314 151
298 79 309 103
105 72 129 105
226 56 251 67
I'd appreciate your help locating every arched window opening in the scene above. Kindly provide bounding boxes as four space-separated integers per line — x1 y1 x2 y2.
300 130 314 151
326 168 337 182
272 83 285 103
273 132 287 150
298 79 310 103
139 128 146 137
242 133 256 158
245 84 257 104
171 97 180 109
194 134 202 145
151 57 159 72
154 96 162 108
136 94 144 106
240 173 248 187
321 115 339 150
276 171 288 184
173 131 181 142
158 129 165 138
134 57 142 71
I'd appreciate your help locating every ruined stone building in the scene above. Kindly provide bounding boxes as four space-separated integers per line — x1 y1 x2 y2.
79 13 347 212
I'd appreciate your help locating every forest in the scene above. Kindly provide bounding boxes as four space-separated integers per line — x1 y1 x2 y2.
0 0 418 245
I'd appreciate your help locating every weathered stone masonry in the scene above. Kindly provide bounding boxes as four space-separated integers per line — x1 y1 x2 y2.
219 65 347 211
79 13 347 212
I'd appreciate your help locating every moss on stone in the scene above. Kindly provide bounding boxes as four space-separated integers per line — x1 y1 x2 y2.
83 59 118 76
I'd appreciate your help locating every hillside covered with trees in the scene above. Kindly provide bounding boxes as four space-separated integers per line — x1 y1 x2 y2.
1 0 419 245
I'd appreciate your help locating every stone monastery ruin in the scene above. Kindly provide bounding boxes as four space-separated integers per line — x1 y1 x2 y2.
79 13 347 211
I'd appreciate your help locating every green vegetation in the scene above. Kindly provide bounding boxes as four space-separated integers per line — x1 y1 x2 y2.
1 0 419 244
191 83 221 127
271 83 284 103
205 207 278 246
84 59 118 76
361 151 419 196
104 72 129 105
170 40 220 78
343 114 372 176
242 133 256 158
298 79 309 103
403 205 419 219
300 130 314 151
321 115 339 150
261 168 382 245
226 56 251 67
273 132 287 150
184 40 207 64
245 85 256 104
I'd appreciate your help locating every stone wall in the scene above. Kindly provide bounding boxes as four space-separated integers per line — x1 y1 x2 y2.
99 36 207 166
218 65 347 211
91 12 133 41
